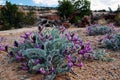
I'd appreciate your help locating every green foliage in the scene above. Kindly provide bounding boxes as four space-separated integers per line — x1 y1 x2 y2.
4 26 92 80
116 4 120 12
72 0 91 22
24 9 35 25
86 24 114 36
57 0 91 23
90 49 113 62
0 1 25 30
115 13 120 26
100 34 120 50
115 4 120 13
74 0 91 16
9 27 71 80
108 7 113 13
0 1 35 30
57 0 74 20
71 16 81 23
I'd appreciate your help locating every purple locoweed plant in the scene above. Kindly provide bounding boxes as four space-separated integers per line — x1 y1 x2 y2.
86 24 115 36
0 25 93 80
99 33 120 50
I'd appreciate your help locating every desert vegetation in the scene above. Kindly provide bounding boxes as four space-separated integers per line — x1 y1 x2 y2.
0 0 120 80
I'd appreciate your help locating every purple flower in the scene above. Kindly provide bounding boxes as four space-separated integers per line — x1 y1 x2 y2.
79 40 83 46
32 36 36 43
20 32 32 39
16 55 22 61
70 32 74 37
75 44 79 49
48 35 53 40
8 51 14 57
39 68 46 74
0 37 7 42
63 49 67 55
21 63 28 70
68 61 73 67
85 43 93 53
78 50 85 55
72 35 79 42
51 67 55 72
18 41 24 44
66 34 72 41
75 62 83 68
39 36 46 42
0 45 4 51
14 41 18 47
34 59 40 65
22 66 28 70
18 50 22 56
60 26 66 33
35 44 41 48
41 45 44 50
66 55 72 61
38 25 44 32
5 45 8 52
25 32 32 37
79 62 83 67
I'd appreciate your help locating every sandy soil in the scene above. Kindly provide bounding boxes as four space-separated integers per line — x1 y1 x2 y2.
0 27 120 80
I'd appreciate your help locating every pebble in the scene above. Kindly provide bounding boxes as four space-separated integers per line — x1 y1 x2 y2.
24 78 31 80
18 75 30 80
108 71 114 76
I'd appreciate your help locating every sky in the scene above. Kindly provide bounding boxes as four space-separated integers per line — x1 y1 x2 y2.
0 0 120 10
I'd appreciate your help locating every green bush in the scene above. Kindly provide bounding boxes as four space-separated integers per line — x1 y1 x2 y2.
57 0 91 23
100 34 120 50
23 10 35 25
0 1 25 30
57 0 74 20
0 1 35 30
86 24 115 36
115 13 120 26
0 26 92 80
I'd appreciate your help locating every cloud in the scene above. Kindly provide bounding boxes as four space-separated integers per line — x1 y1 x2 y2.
32 0 120 10
0 0 5 5
19 3 23 5
90 0 120 10
33 0 59 6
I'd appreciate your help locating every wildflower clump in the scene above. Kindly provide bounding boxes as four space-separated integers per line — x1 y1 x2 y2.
0 25 92 80
99 33 120 50
86 24 115 36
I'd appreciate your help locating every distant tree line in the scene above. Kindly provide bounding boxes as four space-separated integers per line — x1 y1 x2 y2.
0 1 35 30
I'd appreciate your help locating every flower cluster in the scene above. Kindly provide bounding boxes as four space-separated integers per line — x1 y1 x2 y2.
0 25 92 80
99 33 120 50
86 24 115 36
0 37 8 51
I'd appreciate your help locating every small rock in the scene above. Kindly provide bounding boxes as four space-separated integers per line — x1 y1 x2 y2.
108 71 114 76
24 78 31 80
18 75 30 80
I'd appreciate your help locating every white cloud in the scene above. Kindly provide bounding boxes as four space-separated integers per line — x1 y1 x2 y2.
33 0 59 6
90 0 120 10
0 0 5 5
32 0 120 10
19 3 23 5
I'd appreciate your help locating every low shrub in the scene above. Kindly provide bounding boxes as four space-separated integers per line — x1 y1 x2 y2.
99 33 120 50
0 25 92 80
115 13 120 26
86 24 115 36
85 49 114 62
